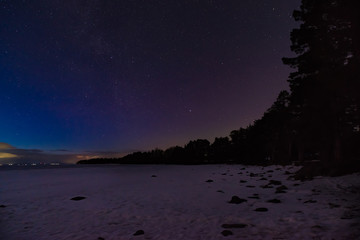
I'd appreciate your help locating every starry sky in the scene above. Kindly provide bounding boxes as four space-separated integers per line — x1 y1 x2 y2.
0 0 300 163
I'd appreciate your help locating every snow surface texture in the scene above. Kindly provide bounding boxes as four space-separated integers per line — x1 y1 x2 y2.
0 165 359 240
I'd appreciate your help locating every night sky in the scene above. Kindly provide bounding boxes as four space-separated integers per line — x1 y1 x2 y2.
1 0 300 163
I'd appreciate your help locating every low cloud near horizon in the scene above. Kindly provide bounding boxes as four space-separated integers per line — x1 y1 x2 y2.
0 142 127 164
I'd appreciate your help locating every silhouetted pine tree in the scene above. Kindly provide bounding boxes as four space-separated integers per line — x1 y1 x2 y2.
282 0 360 164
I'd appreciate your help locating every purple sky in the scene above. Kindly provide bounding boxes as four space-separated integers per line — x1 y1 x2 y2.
0 0 300 163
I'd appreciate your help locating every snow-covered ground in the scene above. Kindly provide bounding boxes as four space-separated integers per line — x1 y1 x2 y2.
0 164 359 240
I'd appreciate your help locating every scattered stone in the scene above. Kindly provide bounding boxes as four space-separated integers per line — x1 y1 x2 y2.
222 223 247 229
240 168 246 170
217 190 225 193
259 177 267 181
239 180 247 183
295 210 303 214
275 185 288 193
293 183 300 186
221 173 227 175
249 173 258 177
267 170 274 173
269 180 282 185
254 207 268 212
304 200 317 203
151 175 157 177
311 225 324 229
260 184 273 189
341 212 355 219
229 196 247 204
133 230 145 236
276 168 282 170
246 185 256 188
267 199 281 203
206 179 214 183
288 175 297 180
221 230 233 236
237 172 243 174
0 205 6 208
98 237 105 240
278 185 288 190
311 189 321 194
284 171 291 175
70 196 86 201
248 195 260 199
329 203 341 208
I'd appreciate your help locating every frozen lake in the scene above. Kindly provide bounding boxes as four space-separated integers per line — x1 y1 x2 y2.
1 164 359 239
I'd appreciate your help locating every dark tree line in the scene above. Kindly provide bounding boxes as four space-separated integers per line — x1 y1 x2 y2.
79 0 360 170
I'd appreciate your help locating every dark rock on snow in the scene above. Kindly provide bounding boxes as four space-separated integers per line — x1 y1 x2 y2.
267 199 281 203
254 207 268 212
70 196 86 201
275 185 288 193
133 230 145 236
277 185 288 191
269 180 282 185
229 196 247 204
222 223 247 228
329 203 340 208
206 179 214 183
221 230 233 236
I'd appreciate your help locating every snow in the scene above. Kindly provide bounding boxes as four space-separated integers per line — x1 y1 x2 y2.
1 164 359 240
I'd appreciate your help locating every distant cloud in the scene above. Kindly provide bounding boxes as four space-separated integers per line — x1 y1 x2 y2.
0 142 129 164
0 143 19 159
0 142 16 150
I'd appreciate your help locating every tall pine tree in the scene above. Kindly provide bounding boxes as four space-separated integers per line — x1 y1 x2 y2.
283 0 360 164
